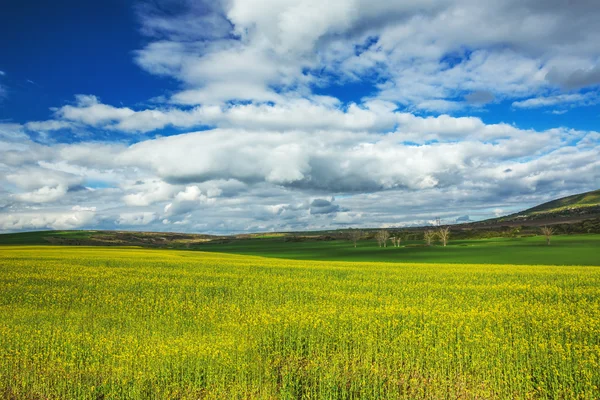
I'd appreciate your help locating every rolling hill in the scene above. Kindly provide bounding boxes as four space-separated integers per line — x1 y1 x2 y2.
473 189 600 226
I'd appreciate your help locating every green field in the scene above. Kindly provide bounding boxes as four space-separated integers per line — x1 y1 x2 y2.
194 234 600 265
0 230 95 245
1 231 599 266
1 246 599 399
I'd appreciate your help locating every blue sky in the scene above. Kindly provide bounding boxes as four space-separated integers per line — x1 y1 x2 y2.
0 0 599 233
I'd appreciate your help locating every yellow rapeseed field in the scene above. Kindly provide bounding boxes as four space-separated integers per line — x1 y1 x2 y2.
1 246 599 399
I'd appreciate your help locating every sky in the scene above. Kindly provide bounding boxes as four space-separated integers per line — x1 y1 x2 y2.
0 0 599 234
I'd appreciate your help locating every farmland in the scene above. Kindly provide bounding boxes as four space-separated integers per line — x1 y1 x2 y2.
1 231 600 266
193 234 600 265
1 246 599 399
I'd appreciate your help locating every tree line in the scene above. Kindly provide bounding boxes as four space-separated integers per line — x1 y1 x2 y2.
347 225 555 248
347 226 451 248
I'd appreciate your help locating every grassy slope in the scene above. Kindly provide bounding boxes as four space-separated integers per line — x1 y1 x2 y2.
493 189 600 222
1 246 599 398
0 230 93 244
193 235 600 266
526 189 600 213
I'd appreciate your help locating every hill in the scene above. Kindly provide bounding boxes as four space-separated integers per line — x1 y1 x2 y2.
470 189 600 228
521 189 600 214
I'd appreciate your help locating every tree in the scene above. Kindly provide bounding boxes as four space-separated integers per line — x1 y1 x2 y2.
375 229 390 248
438 227 450 247
390 237 397 247
395 236 402 247
424 230 435 246
348 229 363 248
541 226 554 245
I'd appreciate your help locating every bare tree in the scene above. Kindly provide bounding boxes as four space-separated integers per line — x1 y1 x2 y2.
541 226 554 245
375 229 390 248
375 231 383 247
390 237 397 247
424 230 436 246
395 236 402 247
348 229 363 248
438 227 450 247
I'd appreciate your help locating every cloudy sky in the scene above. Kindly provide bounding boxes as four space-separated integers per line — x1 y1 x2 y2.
0 0 599 233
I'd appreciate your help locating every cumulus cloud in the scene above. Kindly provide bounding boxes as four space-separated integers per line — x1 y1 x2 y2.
512 93 598 109
0 206 96 231
34 95 401 134
164 185 217 217
136 0 231 41
25 120 74 132
0 123 30 142
122 180 177 206
114 122 577 193
1 113 597 233
310 199 340 215
6 167 84 204
14 185 70 204
1 1 599 233
128 0 600 107
117 212 157 226
55 95 135 126
9 0 600 134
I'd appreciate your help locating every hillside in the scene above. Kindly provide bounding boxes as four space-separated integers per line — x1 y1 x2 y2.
527 189 599 211
473 189 600 226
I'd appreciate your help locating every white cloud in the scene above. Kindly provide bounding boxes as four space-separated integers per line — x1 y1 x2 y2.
6 167 82 191
55 95 135 126
0 206 96 231
164 185 217 217
1 1 600 233
117 212 157 226
129 0 600 107
1 111 598 234
512 93 598 109
122 180 178 207
25 120 74 132
5 167 84 203
112 122 583 194
40 95 402 134
14 185 69 203
0 123 30 142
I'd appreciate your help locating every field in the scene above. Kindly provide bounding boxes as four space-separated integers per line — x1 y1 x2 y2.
194 234 600 266
1 231 600 266
1 246 600 399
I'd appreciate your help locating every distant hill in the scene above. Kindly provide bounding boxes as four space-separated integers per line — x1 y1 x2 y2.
512 189 600 215
474 189 600 226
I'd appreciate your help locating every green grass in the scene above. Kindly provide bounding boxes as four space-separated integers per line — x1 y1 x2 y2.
526 189 600 214
1 246 599 399
2 231 599 265
0 230 93 244
194 234 600 265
